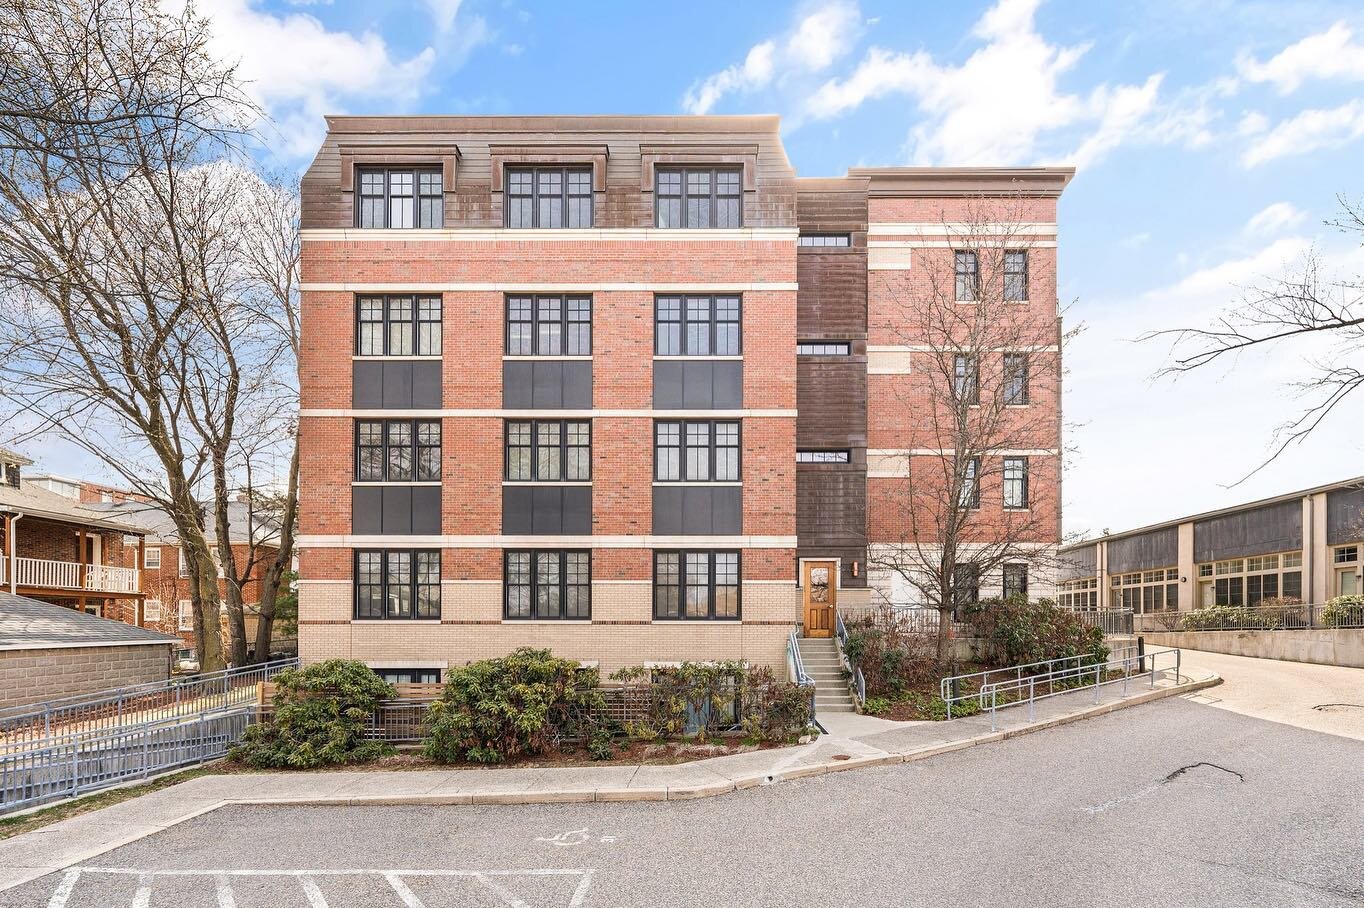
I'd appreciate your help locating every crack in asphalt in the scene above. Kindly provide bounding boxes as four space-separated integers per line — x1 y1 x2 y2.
1163 762 1245 784
1312 702 1364 712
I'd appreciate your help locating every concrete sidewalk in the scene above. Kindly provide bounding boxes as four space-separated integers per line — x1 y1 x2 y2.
0 666 1218 894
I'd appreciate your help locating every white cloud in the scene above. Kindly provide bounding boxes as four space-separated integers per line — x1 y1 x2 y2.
805 0 1182 167
1244 202 1307 236
424 0 464 35
192 0 442 157
1236 110 1269 136
682 0 861 115
1241 99 1364 167
1237 22 1364 95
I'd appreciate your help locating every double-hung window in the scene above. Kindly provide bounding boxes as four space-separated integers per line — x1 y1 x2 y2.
1003 457 1029 509
356 295 442 356
655 167 742 228
1003 563 1029 600
655 295 741 355
505 166 593 228
356 420 441 482
954 250 980 301
354 550 440 620
1004 250 1028 301
1004 353 1029 405
504 550 591 619
960 457 981 509
655 420 740 482
506 295 591 355
653 551 740 620
953 354 979 405
505 420 591 481
356 167 443 229
952 563 980 609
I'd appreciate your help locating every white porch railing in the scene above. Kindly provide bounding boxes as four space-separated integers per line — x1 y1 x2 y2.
1 556 140 594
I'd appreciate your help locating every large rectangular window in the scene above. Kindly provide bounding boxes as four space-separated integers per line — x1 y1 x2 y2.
953 354 979 405
504 550 591 619
505 166 593 229
356 420 441 482
954 250 980 301
505 420 591 481
960 457 981 509
952 563 980 609
506 294 591 355
655 420 740 481
1003 353 1029 405
1004 250 1029 301
655 294 741 356
653 551 740 620
356 295 442 356
655 167 742 228
356 167 443 229
1003 563 1029 600
354 550 440 620
1003 457 1029 509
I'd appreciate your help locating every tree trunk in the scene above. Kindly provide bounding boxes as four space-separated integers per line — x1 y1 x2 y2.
254 440 299 662
936 606 953 664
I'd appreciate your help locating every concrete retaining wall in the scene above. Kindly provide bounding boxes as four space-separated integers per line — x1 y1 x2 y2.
1142 628 1364 668
0 643 174 711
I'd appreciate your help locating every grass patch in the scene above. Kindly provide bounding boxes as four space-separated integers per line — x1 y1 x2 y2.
0 765 221 841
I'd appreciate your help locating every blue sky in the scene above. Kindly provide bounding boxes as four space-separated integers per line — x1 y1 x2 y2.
41 0 1364 537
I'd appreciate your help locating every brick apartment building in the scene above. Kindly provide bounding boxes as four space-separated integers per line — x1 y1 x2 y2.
297 115 1069 679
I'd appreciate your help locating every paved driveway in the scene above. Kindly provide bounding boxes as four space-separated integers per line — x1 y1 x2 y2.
8 696 1363 908
1177 648 1364 740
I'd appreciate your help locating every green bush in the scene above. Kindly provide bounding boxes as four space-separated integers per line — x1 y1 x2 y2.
1322 595 1364 628
1178 603 1303 630
230 660 396 769
612 662 812 745
841 621 940 698
424 648 604 764
862 696 892 716
964 596 1108 668
739 666 814 744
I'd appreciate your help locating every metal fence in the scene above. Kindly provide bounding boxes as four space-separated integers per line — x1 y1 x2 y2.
834 609 865 705
1134 601 1364 634
1072 609 1134 636
0 709 254 814
838 604 952 635
0 658 298 752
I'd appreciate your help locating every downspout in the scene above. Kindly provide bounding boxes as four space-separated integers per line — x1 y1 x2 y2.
8 512 21 594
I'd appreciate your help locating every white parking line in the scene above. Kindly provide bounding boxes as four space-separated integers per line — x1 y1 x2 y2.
131 874 153 908
384 872 425 908
298 875 329 908
474 872 532 908
45 868 80 908
215 874 236 908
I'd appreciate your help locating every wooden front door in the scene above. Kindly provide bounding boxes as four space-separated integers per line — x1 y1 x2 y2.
802 561 837 638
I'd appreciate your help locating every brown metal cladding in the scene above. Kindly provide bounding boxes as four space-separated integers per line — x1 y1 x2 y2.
795 178 869 587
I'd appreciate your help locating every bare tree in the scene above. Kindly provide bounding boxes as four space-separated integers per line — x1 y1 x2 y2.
0 0 252 671
869 201 1066 661
1144 196 1364 475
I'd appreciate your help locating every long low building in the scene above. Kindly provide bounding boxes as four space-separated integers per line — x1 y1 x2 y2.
1059 477 1364 613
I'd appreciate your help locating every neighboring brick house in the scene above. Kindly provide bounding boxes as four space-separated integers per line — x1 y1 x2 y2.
97 499 290 657
0 448 148 621
296 115 1068 681
0 590 176 711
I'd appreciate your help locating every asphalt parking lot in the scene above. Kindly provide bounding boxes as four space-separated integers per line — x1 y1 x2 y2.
10 695 1364 908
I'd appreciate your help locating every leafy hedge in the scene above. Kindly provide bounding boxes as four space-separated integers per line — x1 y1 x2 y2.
1178 602 1306 630
611 662 812 745
230 660 396 768
1322 595 1364 628
963 596 1108 668
841 622 939 698
424 648 604 764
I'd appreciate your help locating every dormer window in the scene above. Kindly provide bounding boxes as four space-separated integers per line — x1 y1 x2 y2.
0 461 18 488
356 167 443 228
655 167 742 228
506 167 593 228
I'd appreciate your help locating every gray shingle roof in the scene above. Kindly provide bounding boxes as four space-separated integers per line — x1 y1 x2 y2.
87 499 281 547
0 481 144 534
0 592 178 650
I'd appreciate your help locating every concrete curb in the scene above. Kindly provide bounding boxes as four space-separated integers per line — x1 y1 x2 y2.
0 672 1219 894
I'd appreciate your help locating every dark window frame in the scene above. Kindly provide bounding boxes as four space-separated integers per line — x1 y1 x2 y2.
654 294 742 356
796 341 851 356
953 354 980 405
1003 456 1030 510
505 294 592 356
654 166 743 229
1003 353 1030 405
952 562 980 610
504 419 592 482
355 166 443 229
354 419 441 482
960 456 981 509
954 250 981 302
796 450 851 464
1004 249 1029 301
374 668 442 684
652 550 742 621
355 294 442 357
797 234 851 247
654 419 741 482
353 549 441 620
1003 563 1029 600
504 165 594 229
503 549 592 620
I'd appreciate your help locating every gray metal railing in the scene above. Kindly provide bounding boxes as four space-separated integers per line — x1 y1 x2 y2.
787 630 818 723
942 647 1182 731
941 652 1109 720
0 658 298 752
1071 608 1134 636
838 604 955 635
834 609 865 706
1134 601 1364 633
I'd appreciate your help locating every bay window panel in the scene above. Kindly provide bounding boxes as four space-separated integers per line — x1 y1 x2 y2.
387 297 414 355
537 170 563 228
388 171 414 229
566 552 591 619
714 552 739 618
654 553 681 619
536 296 563 355
685 553 710 618
505 552 531 619
385 551 412 619
534 552 561 618
416 297 442 356
418 171 443 228
655 296 682 355
714 422 739 480
536 421 562 480
415 422 441 481
566 422 591 480
655 422 681 481
386 422 413 481
505 422 532 481
715 296 741 355
566 296 592 355
685 297 711 355
356 422 384 481
357 297 384 355
684 423 711 480
507 297 533 355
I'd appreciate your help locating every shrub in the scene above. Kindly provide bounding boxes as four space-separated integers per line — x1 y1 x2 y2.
587 725 616 761
230 660 396 769
612 662 812 745
424 648 603 764
740 666 814 744
841 619 941 698
1322 595 1364 628
862 696 892 716
964 596 1108 668
1178 604 1301 630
